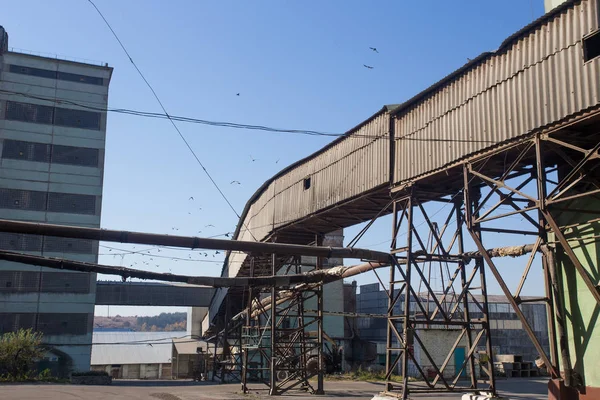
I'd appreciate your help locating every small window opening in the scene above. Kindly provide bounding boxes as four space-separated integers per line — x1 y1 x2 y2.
303 177 311 190
583 30 600 62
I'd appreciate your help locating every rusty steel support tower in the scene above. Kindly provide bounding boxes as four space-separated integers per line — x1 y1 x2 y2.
240 253 325 395
383 130 600 399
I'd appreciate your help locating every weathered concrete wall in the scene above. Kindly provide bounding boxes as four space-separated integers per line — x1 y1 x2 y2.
414 328 469 379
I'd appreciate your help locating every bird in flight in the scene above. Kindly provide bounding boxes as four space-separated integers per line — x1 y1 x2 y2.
236 93 240 96
275 159 280 164
205 224 215 228
225 232 231 238
189 196 194 201
369 47 379 53
363 64 374 69
230 180 241 185
249 155 257 162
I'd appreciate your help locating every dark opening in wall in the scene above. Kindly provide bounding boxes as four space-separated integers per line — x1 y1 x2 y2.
303 177 311 190
583 30 600 62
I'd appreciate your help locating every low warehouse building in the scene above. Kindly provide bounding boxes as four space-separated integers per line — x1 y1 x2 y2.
90 331 182 379
171 338 212 379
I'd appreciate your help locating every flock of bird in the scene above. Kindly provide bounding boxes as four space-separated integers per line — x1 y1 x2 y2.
363 46 379 70
111 47 378 278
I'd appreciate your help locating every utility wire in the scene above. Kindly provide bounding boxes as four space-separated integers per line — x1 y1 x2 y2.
1 88 498 144
0 89 342 138
87 0 257 241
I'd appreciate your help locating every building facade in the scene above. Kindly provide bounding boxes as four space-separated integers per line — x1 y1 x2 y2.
0 26 112 372
355 283 550 373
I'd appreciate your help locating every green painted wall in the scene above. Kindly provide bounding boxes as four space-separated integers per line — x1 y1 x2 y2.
553 198 600 388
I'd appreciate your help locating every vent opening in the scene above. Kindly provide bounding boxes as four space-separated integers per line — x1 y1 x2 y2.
583 30 600 62
303 177 311 190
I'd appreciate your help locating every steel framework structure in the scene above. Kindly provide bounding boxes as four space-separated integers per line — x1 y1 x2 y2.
383 128 600 399
239 254 325 395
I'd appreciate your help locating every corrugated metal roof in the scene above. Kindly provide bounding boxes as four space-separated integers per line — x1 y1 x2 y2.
90 331 184 365
393 0 599 185
172 338 211 355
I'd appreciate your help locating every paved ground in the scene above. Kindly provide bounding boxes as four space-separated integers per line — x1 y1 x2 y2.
1 378 548 399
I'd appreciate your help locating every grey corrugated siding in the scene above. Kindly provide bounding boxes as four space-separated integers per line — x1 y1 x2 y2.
272 113 389 228
227 112 389 278
394 0 600 185
205 113 390 329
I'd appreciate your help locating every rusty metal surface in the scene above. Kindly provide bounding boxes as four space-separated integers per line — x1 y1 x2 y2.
393 0 600 186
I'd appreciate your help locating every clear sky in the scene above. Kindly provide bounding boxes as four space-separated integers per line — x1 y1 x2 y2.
2 0 546 316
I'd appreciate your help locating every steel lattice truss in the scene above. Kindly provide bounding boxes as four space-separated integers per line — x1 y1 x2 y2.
382 130 600 399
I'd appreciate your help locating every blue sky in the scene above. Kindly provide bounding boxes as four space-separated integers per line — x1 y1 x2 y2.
2 0 547 316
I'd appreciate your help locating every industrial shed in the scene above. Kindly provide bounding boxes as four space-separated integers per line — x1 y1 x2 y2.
90 332 180 379
171 338 212 380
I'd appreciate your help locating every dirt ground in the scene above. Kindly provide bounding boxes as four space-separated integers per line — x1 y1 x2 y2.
1 378 549 400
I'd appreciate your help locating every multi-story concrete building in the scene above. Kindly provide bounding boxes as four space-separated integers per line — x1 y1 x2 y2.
0 26 112 372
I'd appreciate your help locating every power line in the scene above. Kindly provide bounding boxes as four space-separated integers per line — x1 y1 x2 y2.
87 0 258 242
0 89 344 138
0 88 500 144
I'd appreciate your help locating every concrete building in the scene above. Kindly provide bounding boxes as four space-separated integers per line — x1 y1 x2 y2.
354 283 550 374
0 26 112 372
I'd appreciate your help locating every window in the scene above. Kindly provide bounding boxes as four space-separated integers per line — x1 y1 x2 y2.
0 233 43 252
47 192 96 215
2 139 101 167
0 313 36 334
52 144 100 167
57 71 103 85
36 313 90 336
0 271 40 293
583 30 600 62
5 101 54 124
4 101 101 130
0 188 48 211
41 273 90 293
54 107 100 130
43 236 94 254
0 189 97 215
303 177 311 190
2 139 51 162
9 64 104 86
9 64 56 80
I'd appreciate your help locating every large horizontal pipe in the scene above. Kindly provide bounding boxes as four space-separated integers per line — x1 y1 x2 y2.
0 250 354 288
0 219 390 262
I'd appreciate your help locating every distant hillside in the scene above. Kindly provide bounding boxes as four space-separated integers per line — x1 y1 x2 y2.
94 312 186 332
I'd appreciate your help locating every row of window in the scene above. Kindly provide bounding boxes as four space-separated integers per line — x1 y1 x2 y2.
2 139 100 167
0 188 97 215
5 101 101 130
0 271 91 294
9 64 104 86
0 312 91 336
0 232 95 254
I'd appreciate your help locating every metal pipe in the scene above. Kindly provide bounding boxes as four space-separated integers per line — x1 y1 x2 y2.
0 250 344 288
0 218 390 262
